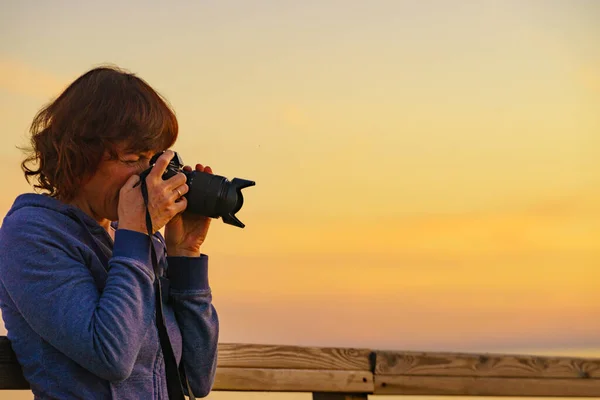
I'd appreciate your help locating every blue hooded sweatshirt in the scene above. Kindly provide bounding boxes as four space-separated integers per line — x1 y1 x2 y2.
0 193 219 399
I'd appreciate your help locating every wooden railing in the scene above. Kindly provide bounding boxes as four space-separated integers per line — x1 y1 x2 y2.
2 336 600 397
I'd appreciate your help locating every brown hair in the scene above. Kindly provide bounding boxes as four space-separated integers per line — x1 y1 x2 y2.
20 65 178 201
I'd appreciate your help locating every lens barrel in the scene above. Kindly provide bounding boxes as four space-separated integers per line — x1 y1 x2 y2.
143 151 255 228
185 171 255 228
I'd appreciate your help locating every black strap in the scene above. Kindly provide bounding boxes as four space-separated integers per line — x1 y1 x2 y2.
140 180 196 400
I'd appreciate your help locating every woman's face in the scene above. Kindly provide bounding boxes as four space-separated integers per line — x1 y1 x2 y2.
78 145 155 222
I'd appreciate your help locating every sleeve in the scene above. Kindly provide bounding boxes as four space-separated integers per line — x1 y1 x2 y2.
0 212 157 382
167 255 219 397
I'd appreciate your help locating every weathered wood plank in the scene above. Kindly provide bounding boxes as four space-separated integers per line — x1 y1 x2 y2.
0 339 373 372
217 343 372 371
376 350 600 379
4 336 600 396
0 337 29 390
213 367 373 393
374 375 600 396
0 337 19 364
313 393 369 400
0 365 30 390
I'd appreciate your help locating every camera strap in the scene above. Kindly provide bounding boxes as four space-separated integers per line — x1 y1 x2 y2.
140 180 196 400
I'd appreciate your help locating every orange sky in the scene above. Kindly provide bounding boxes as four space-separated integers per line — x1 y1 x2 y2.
1 1 599 398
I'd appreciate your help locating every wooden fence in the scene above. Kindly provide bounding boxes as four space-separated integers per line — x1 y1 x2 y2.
2 337 599 397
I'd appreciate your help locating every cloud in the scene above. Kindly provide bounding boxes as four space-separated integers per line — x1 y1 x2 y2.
0 58 67 99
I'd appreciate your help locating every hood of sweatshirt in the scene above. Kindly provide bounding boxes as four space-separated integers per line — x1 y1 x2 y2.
2 192 166 280
4 192 118 236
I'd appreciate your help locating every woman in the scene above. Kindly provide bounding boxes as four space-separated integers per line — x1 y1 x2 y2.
0 66 219 399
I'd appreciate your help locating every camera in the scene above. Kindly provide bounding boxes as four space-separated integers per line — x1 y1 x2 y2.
139 151 255 228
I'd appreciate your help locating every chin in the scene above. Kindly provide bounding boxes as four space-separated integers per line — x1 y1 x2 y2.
107 207 119 222
109 196 121 222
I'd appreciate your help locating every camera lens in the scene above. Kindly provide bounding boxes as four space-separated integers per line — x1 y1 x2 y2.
144 151 255 228
185 171 254 228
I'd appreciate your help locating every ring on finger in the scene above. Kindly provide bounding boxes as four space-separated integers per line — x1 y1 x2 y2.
176 188 182 197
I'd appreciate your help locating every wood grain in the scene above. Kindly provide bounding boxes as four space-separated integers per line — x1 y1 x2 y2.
0 338 29 389
313 393 369 400
3 337 600 396
0 337 19 364
374 375 600 396
376 350 600 378
0 365 30 390
213 367 373 393
217 343 372 371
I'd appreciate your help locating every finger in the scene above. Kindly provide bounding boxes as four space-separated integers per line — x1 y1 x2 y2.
171 184 189 201
124 174 141 189
148 150 174 181
164 171 187 190
183 165 193 172
195 163 204 171
204 166 213 174
173 197 188 214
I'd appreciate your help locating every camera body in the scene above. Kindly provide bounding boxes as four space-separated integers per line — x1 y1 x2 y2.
140 151 255 228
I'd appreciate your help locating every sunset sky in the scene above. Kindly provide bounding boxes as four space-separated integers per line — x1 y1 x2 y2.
1 0 599 399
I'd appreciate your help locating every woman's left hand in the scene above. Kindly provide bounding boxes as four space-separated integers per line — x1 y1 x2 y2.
164 164 213 257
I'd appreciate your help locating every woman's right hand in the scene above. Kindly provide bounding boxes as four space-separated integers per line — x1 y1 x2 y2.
117 150 189 235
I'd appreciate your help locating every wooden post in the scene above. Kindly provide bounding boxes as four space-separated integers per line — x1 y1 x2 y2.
312 393 368 400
